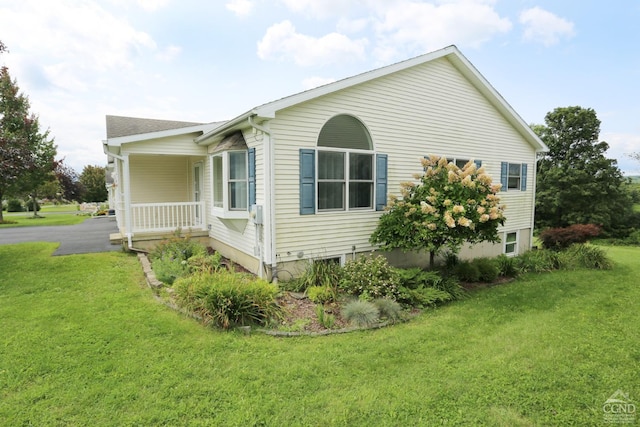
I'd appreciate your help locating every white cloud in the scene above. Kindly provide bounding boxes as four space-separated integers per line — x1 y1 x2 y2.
279 0 354 19
156 45 182 62
137 0 170 12
257 20 368 66
602 132 640 174
520 7 575 46
302 76 337 90
226 0 254 17
370 0 512 62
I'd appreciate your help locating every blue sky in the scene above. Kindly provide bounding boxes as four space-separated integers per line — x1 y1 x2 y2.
0 0 638 174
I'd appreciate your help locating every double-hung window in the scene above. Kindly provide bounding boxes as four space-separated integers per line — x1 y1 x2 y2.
504 231 518 256
210 131 256 218
317 150 374 211
500 162 528 191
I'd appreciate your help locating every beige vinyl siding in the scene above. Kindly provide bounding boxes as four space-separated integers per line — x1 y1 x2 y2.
123 133 207 156
129 155 191 203
205 130 261 264
269 57 537 262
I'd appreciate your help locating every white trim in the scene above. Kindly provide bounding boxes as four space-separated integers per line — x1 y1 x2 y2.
195 45 548 153
108 123 221 147
209 151 250 220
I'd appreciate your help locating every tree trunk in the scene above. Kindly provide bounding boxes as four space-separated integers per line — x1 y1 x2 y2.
429 251 435 269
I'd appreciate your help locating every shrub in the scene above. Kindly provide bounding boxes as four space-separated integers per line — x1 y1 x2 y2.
149 233 207 262
373 298 402 323
342 300 380 327
559 244 614 270
306 286 335 304
496 254 519 278
472 257 499 282
7 199 23 212
315 305 336 329
293 258 342 292
396 268 441 290
173 272 282 329
153 255 189 285
539 224 601 250
26 199 40 212
452 260 480 282
515 249 561 273
395 267 464 305
187 252 224 275
403 287 452 308
339 255 401 301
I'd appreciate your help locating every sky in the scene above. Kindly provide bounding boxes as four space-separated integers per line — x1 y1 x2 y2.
0 0 639 175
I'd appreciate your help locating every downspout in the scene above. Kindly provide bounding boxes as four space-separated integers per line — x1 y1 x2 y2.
248 115 277 282
531 151 541 250
102 144 134 250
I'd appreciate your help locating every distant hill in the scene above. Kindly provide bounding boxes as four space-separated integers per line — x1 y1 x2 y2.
628 175 640 184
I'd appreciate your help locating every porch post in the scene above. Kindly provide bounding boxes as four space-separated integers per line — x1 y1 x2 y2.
122 153 133 247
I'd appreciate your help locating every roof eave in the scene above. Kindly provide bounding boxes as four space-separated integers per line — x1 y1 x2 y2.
106 122 220 147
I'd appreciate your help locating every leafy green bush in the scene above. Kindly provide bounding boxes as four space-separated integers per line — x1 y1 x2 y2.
306 286 335 304
149 233 207 262
187 252 223 275
395 267 464 306
173 272 282 329
7 199 23 212
515 249 561 273
373 298 402 323
153 255 189 285
26 199 40 212
453 260 480 282
292 258 342 292
403 287 452 308
559 244 613 270
472 257 499 282
496 254 519 278
339 255 401 301
315 305 336 329
342 300 380 327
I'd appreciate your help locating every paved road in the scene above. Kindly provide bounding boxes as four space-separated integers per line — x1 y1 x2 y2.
0 216 122 255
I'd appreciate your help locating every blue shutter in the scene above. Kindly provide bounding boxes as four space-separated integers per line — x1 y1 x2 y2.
376 154 388 211
474 160 482 168
500 162 508 192
248 148 256 209
299 149 315 215
521 163 527 191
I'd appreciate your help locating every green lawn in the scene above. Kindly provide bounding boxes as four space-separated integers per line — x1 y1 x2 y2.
1 243 638 426
0 212 88 227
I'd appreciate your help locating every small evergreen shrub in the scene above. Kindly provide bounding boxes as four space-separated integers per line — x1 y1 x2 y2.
173 272 282 329
339 255 401 300
342 300 380 327
373 298 402 323
395 267 464 305
7 199 23 212
404 287 452 308
453 260 480 282
306 286 335 304
539 224 601 250
472 258 500 282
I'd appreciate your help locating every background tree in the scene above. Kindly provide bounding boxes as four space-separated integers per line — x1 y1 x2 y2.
79 165 108 202
0 64 33 221
370 156 506 268
14 116 57 217
54 160 83 202
534 106 635 236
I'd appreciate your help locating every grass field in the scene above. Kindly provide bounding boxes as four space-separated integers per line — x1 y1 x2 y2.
1 204 88 227
0 243 638 425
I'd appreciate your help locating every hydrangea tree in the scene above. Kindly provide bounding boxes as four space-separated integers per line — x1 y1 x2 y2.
370 155 506 268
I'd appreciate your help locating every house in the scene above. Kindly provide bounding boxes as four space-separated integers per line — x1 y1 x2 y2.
103 45 548 280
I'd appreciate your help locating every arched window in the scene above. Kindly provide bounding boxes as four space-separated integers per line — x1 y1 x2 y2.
315 115 374 211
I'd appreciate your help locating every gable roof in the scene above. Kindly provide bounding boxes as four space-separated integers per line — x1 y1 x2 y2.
195 45 548 152
106 115 206 138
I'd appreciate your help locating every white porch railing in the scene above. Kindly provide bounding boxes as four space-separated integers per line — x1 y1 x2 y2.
130 201 206 233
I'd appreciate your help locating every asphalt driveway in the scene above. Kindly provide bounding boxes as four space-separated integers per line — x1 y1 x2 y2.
0 216 123 255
